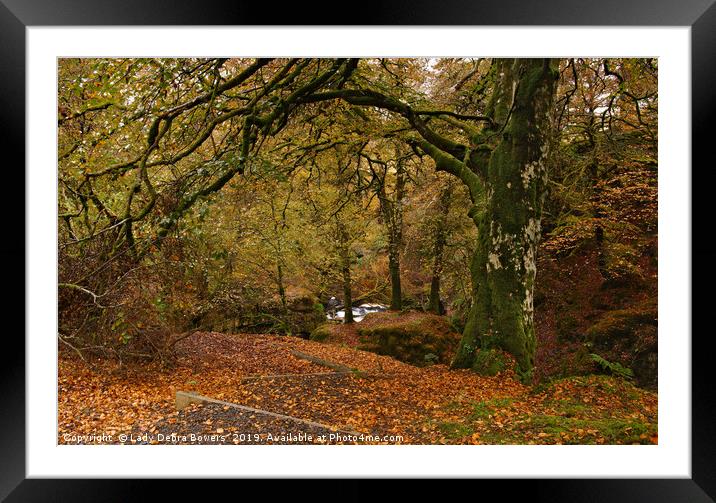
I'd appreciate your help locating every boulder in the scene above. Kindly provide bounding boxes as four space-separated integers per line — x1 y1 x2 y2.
585 300 657 389
282 288 325 337
356 311 461 366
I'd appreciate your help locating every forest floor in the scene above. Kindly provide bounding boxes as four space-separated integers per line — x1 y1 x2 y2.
58 331 658 445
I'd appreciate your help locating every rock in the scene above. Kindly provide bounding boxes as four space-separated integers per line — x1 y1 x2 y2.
356 312 461 366
585 300 657 389
309 324 333 342
283 290 324 337
287 294 317 313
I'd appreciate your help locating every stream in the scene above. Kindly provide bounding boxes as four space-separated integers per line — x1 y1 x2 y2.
326 303 387 323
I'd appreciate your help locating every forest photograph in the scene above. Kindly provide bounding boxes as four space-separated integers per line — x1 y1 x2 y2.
57 57 658 446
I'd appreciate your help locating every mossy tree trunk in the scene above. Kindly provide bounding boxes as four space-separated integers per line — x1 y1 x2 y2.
427 264 442 314
416 59 558 379
579 111 609 281
270 193 290 323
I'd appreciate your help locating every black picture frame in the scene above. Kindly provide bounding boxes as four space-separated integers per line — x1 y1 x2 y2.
2 1 714 500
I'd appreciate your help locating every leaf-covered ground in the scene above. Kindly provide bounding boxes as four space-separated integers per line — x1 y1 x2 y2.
58 331 657 445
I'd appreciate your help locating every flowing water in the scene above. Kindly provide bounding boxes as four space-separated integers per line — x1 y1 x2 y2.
326 303 387 323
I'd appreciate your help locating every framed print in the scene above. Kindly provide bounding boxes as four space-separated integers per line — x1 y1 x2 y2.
3 0 715 500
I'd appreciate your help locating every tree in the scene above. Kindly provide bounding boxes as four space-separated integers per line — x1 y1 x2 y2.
544 58 657 283
303 59 559 378
59 58 559 378
446 59 557 378
361 141 413 310
427 177 454 314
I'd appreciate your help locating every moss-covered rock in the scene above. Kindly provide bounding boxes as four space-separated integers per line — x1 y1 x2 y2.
585 300 657 389
285 308 325 338
287 293 319 313
275 287 325 337
586 304 656 341
356 311 461 366
309 324 334 342
194 283 326 337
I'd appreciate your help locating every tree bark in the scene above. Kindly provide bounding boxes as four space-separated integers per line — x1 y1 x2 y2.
388 250 402 311
301 59 558 378
588 159 609 280
277 262 288 316
428 179 452 314
378 154 406 311
450 59 558 380
338 222 354 324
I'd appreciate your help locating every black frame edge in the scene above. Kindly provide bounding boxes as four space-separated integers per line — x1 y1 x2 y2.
692 0 716 499
0 0 26 501
4 0 715 500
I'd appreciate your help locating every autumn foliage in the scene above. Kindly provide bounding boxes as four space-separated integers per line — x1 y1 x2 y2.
57 57 658 445
59 332 656 445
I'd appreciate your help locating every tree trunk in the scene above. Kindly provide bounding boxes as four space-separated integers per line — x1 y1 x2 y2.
338 223 354 324
451 59 558 380
595 222 607 277
277 262 288 317
341 254 354 324
378 156 406 311
428 180 452 314
588 159 609 280
388 248 402 311
428 274 442 314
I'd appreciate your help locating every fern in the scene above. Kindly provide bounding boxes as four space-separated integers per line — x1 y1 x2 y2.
590 353 634 380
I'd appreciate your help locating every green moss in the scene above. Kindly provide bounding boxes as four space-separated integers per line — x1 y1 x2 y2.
469 397 514 420
527 415 571 436
309 324 333 342
549 399 589 418
471 349 510 376
357 313 460 366
586 305 657 342
423 352 439 365
476 431 514 444
476 414 655 445
527 415 653 444
598 418 652 442
437 421 474 439
470 402 492 420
